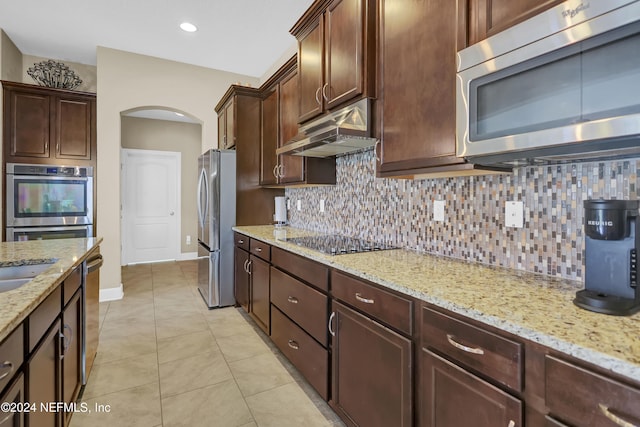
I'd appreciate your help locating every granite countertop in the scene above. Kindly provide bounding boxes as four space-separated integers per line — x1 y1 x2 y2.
0 237 102 343
234 225 640 382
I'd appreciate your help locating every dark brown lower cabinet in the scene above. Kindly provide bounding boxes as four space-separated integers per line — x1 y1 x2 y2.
249 255 270 335
0 374 25 427
234 246 250 312
331 301 412 427
28 319 62 427
62 289 82 426
270 306 329 399
421 349 522 427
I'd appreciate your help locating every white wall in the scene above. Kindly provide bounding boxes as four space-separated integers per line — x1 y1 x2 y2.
97 47 259 292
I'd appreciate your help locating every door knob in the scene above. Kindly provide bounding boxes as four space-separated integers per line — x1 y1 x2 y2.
170 211 175 216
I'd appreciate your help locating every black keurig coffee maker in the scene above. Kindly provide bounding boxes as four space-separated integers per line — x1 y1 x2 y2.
575 199 640 315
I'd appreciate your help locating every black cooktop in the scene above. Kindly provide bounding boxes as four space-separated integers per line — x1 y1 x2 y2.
284 234 396 255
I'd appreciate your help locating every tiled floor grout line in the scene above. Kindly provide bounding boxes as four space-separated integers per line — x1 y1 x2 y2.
150 265 165 427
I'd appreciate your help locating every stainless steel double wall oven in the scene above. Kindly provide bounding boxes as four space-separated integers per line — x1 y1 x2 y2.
5 163 94 241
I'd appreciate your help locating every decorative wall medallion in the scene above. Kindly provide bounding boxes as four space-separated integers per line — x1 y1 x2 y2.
27 60 82 90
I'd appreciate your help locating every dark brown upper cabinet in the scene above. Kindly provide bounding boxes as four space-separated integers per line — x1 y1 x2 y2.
291 0 376 124
464 0 564 47
375 0 508 179
2 81 96 166
260 57 336 187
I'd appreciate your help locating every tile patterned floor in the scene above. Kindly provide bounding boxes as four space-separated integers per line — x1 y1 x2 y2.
69 260 345 427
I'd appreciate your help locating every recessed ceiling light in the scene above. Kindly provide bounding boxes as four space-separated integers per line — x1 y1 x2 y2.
180 22 198 32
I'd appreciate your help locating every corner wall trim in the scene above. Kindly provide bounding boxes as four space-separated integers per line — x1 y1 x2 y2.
100 284 124 302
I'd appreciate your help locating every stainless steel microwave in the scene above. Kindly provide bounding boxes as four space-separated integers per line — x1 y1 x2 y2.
456 0 640 167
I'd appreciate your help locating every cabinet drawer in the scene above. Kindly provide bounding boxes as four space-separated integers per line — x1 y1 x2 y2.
250 239 270 261
331 270 413 336
270 267 328 347
421 306 522 392
29 286 61 352
545 355 640 426
63 266 82 307
234 233 249 251
271 306 329 400
0 324 24 394
271 247 329 292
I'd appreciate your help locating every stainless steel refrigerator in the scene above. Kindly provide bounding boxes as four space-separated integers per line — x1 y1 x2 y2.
197 149 236 308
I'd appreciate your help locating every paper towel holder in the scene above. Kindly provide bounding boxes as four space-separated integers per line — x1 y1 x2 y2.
274 196 287 227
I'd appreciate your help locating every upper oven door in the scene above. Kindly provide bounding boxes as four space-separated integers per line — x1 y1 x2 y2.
6 174 94 227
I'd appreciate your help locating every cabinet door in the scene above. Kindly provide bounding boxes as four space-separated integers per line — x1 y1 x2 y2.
467 0 564 46
278 69 305 184
421 349 522 427
28 320 62 427
225 100 235 149
217 109 226 149
331 301 412 427
261 88 279 186
250 255 270 335
62 290 82 425
298 15 325 123
377 0 465 175
324 0 364 109
234 246 250 312
0 374 25 427
7 89 51 158
54 97 92 160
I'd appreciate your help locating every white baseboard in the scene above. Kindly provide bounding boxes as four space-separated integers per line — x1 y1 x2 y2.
100 284 124 302
178 252 197 261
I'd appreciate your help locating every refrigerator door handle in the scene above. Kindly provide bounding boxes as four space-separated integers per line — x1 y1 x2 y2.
197 168 208 230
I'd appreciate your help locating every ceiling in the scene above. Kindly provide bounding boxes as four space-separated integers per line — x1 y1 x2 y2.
0 0 314 78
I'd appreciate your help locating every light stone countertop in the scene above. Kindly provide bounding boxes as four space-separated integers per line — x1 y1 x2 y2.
234 225 640 382
0 237 102 343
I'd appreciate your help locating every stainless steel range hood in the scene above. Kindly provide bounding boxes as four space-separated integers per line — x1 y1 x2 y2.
276 98 377 158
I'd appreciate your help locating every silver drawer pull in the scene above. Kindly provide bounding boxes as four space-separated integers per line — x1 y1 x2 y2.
238 239 244 244
0 361 13 381
446 334 485 355
256 247 262 252
287 340 299 350
287 296 299 304
599 403 638 427
355 293 374 304
507 421 515 427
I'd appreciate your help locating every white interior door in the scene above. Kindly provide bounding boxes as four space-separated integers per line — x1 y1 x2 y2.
121 149 181 264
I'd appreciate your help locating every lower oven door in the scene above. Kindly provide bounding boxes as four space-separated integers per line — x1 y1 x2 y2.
7 225 94 241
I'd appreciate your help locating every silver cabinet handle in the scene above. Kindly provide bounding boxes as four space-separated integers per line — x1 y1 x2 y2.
238 239 244 244
287 296 299 304
507 421 515 427
328 312 336 337
599 403 638 427
273 164 279 179
243 259 248 273
355 293 374 304
59 331 68 360
278 164 285 178
65 323 73 348
322 83 329 101
0 361 13 381
315 87 322 105
246 260 252 275
374 140 381 162
287 340 299 350
446 334 485 355
256 247 262 252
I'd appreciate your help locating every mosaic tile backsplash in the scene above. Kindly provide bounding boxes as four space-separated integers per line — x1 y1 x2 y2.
285 150 640 281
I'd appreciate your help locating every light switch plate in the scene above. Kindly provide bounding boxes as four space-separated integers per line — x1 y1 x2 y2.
320 199 325 213
287 199 291 210
505 201 524 228
297 200 302 211
434 200 445 222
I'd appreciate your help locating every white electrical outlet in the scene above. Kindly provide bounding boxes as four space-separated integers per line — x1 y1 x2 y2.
434 200 445 222
186 235 191 245
297 200 302 211
320 199 325 213
505 201 524 228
